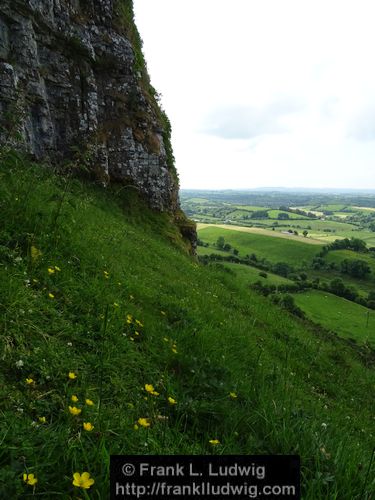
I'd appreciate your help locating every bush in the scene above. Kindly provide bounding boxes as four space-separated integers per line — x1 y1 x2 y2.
340 259 371 279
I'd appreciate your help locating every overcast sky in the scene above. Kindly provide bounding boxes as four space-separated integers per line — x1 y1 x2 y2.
133 0 375 189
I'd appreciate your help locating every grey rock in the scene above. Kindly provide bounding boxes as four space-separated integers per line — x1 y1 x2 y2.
0 0 179 212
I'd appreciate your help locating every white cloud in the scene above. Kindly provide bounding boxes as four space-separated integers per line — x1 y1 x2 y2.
134 0 375 189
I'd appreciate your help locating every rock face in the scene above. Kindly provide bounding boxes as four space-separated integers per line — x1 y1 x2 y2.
0 0 180 212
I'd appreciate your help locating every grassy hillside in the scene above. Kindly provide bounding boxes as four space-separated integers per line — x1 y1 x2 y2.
293 290 374 347
0 151 375 499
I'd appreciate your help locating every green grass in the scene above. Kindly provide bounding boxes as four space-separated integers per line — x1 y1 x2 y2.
220 262 294 287
196 245 233 257
293 290 375 348
198 226 323 265
317 204 349 212
267 210 309 220
0 151 375 499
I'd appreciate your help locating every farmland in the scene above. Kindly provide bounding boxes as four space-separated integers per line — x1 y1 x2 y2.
198 225 323 264
189 190 375 349
182 190 375 246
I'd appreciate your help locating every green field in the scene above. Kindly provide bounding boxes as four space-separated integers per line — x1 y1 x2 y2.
220 262 294 287
293 290 374 347
267 209 309 219
198 226 323 265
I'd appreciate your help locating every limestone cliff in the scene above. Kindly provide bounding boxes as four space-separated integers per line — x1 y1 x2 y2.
0 0 184 215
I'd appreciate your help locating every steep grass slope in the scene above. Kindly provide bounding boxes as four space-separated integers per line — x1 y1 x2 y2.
0 152 374 499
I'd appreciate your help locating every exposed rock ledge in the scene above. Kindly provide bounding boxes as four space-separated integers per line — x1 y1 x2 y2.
0 0 180 213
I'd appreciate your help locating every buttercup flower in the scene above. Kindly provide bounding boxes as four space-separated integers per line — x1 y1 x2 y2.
85 399 94 406
103 271 109 279
209 439 220 445
168 396 177 405
145 384 159 396
38 416 46 424
172 348 178 354
137 418 151 428
23 473 38 486
69 406 81 416
48 292 54 299
135 319 143 327
83 422 94 431
71 395 79 403
25 378 34 385
54 265 61 272
229 392 238 399
68 372 77 380
48 267 55 275
72 472 95 489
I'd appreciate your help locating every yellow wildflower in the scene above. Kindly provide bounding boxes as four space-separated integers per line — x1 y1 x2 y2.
38 416 46 424
135 319 143 327
23 473 38 486
68 372 77 379
163 337 169 342
30 246 42 262
134 331 140 336
209 439 220 445
168 396 177 405
145 384 159 396
47 267 55 275
72 472 95 489
113 302 119 308
134 424 139 430
83 422 94 431
137 417 151 428
103 271 109 279
25 378 34 385
71 395 79 403
229 392 238 399
85 399 94 406
126 314 133 324
172 348 178 354
69 406 81 416
48 292 54 299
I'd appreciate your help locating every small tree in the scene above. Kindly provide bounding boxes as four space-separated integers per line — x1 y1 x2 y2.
216 236 225 249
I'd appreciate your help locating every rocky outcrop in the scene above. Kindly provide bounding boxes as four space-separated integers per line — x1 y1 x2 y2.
0 0 180 212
